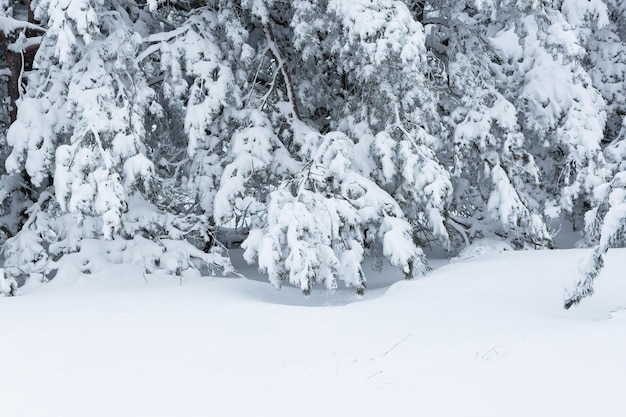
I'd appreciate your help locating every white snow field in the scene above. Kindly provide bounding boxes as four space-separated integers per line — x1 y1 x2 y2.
2 247 626 417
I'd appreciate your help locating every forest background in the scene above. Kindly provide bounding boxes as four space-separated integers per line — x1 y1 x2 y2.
1 0 625 308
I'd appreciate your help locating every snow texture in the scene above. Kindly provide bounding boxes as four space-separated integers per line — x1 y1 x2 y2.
2 249 626 416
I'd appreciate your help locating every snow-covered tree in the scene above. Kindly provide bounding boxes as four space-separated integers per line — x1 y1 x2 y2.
323 0 452 247
237 0 442 292
2 0 234 286
418 0 552 249
564 0 626 308
0 0 624 302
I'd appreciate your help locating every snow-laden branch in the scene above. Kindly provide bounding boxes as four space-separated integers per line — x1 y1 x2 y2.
136 25 191 64
142 25 189 44
136 43 161 63
0 17 45 35
421 17 449 28
7 35 42 53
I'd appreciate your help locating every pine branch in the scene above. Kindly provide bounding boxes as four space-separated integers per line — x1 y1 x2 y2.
564 284 595 310
421 17 449 28
564 248 604 309
0 17 45 36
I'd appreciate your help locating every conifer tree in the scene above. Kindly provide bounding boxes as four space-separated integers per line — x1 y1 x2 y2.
0 0 624 301
565 0 626 308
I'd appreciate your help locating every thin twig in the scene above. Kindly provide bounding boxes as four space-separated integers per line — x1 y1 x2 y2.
366 370 383 380
262 22 300 119
383 334 411 357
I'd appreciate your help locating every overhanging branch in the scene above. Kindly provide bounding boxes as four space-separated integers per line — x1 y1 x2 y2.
0 17 45 36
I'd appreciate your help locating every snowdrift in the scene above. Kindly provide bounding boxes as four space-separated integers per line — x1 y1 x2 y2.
1 248 626 417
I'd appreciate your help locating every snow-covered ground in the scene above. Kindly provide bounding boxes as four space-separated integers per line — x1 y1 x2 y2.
2 247 626 417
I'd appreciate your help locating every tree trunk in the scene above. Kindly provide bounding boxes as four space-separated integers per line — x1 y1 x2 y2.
0 0 41 122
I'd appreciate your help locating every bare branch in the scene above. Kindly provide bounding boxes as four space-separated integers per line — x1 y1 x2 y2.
262 23 300 119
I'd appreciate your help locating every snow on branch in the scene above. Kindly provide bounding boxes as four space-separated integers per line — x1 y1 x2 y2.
0 17 45 35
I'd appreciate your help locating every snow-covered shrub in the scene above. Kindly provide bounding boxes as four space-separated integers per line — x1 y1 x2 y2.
243 131 427 295
55 236 233 279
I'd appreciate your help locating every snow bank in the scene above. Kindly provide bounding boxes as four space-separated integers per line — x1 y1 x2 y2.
1 249 626 417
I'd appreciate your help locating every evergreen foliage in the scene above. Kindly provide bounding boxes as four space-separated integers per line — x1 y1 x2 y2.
0 0 624 305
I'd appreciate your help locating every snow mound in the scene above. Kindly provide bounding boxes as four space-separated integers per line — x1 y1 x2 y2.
451 238 514 262
2 249 626 417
